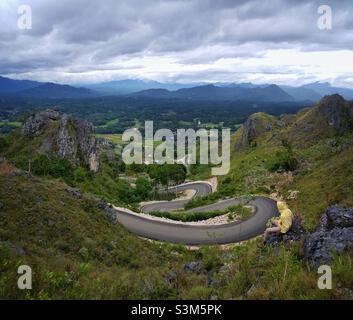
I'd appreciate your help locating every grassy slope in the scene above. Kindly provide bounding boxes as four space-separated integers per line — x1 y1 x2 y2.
215 108 353 230
287 134 353 229
212 109 353 299
181 107 353 299
0 161 221 299
4 128 60 167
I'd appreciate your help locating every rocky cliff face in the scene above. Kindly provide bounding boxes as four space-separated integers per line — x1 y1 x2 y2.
315 94 353 133
22 109 61 136
304 206 353 266
287 94 353 146
22 109 104 172
238 113 277 147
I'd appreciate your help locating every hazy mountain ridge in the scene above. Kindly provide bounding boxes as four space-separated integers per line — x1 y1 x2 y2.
0 76 41 94
0 76 95 99
279 85 322 102
85 79 201 94
2 75 353 102
131 83 295 102
20 83 95 99
302 82 353 100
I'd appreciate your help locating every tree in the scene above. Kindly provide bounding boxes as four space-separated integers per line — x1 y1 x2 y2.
129 163 146 173
135 177 152 200
48 158 73 179
167 164 187 185
147 164 186 188
31 154 74 181
31 154 51 176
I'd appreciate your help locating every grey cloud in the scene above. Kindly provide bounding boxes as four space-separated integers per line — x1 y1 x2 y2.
0 0 353 85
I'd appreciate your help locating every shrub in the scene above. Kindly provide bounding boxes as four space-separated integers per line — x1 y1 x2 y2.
0 136 9 152
268 149 298 172
31 154 74 181
135 177 152 201
48 158 73 179
74 167 88 184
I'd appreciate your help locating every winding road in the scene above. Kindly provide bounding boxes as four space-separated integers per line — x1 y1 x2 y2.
113 182 279 245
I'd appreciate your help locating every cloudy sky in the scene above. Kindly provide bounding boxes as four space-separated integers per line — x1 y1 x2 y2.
1 0 353 87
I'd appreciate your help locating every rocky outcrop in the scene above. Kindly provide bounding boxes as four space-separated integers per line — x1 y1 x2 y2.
238 113 277 147
304 206 353 266
22 109 61 136
22 109 106 172
70 117 101 172
183 261 202 273
315 94 353 133
287 94 353 147
265 218 306 246
163 260 221 292
65 187 83 199
99 200 118 222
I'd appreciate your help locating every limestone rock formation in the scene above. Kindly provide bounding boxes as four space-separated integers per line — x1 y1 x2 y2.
315 94 353 133
287 94 353 146
238 112 277 147
304 205 353 266
22 109 106 172
22 109 61 136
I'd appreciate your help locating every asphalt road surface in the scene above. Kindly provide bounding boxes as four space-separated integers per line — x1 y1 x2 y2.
141 182 212 213
113 182 279 245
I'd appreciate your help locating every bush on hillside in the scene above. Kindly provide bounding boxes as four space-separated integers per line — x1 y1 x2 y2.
135 177 152 201
31 154 74 181
267 149 298 172
0 136 10 152
73 167 88 184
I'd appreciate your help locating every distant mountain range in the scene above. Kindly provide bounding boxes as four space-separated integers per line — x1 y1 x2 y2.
130 84 295 103
0 76 41 93
85 79 201 95
1 75 353 102
300 82 353 100
20 83 94 99
0 76 95 99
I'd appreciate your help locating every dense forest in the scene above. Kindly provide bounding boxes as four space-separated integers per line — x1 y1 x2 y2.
0 96 308 134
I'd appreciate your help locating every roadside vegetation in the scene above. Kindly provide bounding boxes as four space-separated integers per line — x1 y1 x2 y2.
147 205 252 223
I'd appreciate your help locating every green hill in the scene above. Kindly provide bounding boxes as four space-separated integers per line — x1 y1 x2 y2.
210 95 353 229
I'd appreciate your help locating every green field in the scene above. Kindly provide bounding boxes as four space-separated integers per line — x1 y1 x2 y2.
96 133 165 153
0 121 22 128
96 133 123 145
